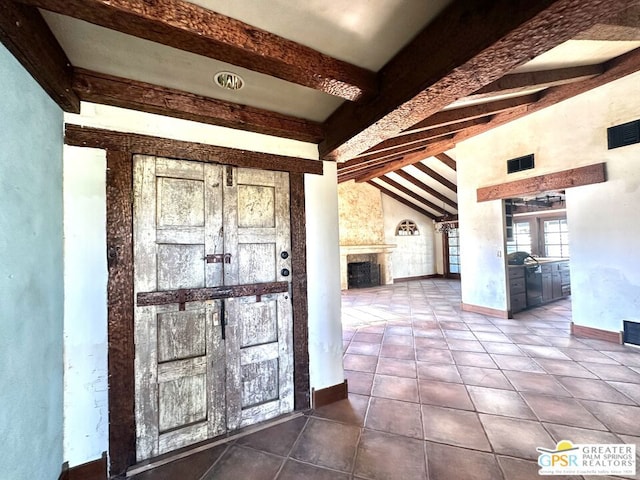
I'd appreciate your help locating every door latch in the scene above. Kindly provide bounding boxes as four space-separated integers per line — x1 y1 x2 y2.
204 254 224 263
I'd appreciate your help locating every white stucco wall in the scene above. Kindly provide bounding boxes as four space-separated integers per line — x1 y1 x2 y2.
381 194 436 279
63 146 109 466
456 70 640 331
306 162 344 389
62 103 341 466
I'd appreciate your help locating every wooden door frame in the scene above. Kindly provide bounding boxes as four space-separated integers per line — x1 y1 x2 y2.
65 125 322 475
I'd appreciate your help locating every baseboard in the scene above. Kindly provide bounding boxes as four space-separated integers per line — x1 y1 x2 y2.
461 302 509 319
394 274 441 283
571 323 622 344
312 380 348 408
60 454 107 480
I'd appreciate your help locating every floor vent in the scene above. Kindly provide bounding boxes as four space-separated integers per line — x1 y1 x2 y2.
607 120 640 149
623 320 640 346
507 154 534 174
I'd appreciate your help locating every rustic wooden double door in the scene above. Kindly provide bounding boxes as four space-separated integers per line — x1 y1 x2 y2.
133 155 294 460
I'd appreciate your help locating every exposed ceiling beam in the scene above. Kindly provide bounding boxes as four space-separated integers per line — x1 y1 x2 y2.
358 117 489 157
435 153 457 171
393 170 458 210
412 163 457 193
350 46 640 181
17 0 376 101
73 69 323 143
376 176 444 215
466 64 604 101
0 1 79 112
367 181 437 220
320 0 638 161
340 145 427 171
404 94 539 134
353 140 456 183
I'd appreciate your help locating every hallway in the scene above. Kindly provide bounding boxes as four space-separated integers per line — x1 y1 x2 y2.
132 279 640 480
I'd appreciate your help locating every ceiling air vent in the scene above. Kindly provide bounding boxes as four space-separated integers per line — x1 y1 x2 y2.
507 154 535 174
607 119 640 150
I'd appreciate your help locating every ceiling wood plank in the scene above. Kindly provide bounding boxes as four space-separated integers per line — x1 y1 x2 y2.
404 94 539 134
393 170 458 210
412 163 457 193
435 153 457 171
73 69 323 143
64 124 324 175
0 1 79 112
477 163 606 201
353 139 456 183
575 5 640 39
320 0 637 160
376 176 444 216
367 181 437 220
466 64 604 100
18 0 376 101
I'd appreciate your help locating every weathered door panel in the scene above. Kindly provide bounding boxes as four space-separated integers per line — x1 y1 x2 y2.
223 167 293 430
133 156 225 460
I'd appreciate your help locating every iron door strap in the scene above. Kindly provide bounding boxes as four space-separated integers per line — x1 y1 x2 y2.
220 300 226 340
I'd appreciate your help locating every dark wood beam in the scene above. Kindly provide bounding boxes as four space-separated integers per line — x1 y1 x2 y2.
0 1 79 112
393 170 458 210
435 153 457 171
73 69 323 143
412 163 457 193
477 163 606 201
64 124 324 175
340 146 425 172
359 117 489 157
320 0 637 160
18 0 376 101
404 94 539 134
368 181 438 220
353 139 455 183
467 64 604 100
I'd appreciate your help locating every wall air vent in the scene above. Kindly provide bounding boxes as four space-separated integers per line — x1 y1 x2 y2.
507 154 535 174
607 119 640 150
623 320 640 346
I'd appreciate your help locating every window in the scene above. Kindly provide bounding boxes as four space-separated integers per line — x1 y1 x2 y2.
543 218 570 257
396 220 419 236
447 226 461 275
506 221 532 254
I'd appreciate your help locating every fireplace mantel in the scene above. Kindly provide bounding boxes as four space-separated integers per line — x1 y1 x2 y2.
339 244 396 290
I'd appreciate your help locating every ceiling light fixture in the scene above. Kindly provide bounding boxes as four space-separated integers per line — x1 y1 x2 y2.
214 71 245 91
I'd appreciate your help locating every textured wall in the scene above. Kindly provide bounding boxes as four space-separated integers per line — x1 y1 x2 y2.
456 70 640 331
0 45 64 479
337 181 385 245
381 195 436 278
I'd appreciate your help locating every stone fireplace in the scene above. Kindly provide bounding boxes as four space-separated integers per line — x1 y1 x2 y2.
340 244 395 290
338 181 396 290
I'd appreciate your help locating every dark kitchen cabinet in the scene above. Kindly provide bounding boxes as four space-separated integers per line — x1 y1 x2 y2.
541 261 570 304
508 266 527 314
509 260 570 316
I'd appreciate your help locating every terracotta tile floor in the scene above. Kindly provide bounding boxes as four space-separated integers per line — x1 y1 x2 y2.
132 279 640 480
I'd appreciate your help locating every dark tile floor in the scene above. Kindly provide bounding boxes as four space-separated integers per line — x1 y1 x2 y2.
131 279 640 480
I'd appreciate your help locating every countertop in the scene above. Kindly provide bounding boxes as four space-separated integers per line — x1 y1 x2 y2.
508 258 569 267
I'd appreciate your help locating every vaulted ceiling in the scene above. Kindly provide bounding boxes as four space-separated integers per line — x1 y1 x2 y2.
2 0 640 221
